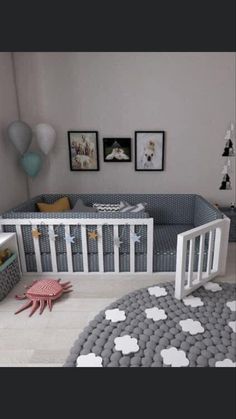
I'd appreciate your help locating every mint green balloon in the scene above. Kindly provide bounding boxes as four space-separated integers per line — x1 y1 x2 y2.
20 152 43 177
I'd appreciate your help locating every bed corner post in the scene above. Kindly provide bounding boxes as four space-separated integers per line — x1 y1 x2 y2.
217 216 231 276
147 217 154 273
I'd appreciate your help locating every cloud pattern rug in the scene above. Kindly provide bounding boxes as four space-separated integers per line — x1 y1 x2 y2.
64 282 236 367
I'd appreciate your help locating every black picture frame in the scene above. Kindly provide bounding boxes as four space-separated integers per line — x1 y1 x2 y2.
68 131 99 171
103 138 132 162
135 131 165 171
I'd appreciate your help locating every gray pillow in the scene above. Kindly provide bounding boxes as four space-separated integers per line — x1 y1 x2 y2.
71 198 98 212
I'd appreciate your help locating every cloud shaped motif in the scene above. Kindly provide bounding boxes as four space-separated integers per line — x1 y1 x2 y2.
145 307 167 321
105 308 126 322
179 319 204 335
226 300 236 312
228 321 236 333
161 347 189 367
114 335 139 355
203 282 222 292
148 286 167 298
183 296 204 308
76 353 103 367
215 359 236 368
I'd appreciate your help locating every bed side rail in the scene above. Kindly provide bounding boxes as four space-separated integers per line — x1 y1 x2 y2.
0 217 154 274
175 217 230 299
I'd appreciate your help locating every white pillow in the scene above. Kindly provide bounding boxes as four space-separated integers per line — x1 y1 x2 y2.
131 203 147 213
120 201 147 213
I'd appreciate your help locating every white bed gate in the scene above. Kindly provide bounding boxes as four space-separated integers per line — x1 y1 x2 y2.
0 217 154 275
175 217 230 299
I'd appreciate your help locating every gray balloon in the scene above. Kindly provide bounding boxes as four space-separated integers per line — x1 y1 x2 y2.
7 120 32 154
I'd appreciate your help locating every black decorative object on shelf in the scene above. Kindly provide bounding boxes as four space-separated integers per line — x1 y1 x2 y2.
222 139 235 157
219 123 235 192
219 173 232 190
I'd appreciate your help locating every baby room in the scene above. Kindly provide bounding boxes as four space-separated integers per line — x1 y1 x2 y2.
0 51 235 369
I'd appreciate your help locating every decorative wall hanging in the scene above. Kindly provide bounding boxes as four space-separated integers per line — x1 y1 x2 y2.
222 128 235 157
219 123 235 195
24 220 145 252
103 138 131 162
135 131 165 171
68 131 99 171
219 173 232 190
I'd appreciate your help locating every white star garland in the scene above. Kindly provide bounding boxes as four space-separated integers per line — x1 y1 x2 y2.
104 223 144 248
48 230 58 241
130 232 141 243
27 220 145 247
64 233 75 244
114 237 123 248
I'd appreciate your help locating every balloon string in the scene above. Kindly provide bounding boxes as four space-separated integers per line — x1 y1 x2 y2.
11 53 31 199
11 53 21 120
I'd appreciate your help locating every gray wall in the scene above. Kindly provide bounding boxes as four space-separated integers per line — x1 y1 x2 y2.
14 52 235 205
0 53 27 213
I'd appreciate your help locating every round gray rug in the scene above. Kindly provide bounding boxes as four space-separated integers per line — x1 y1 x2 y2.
64 282 236 367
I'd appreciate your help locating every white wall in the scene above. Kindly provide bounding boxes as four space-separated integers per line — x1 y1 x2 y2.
0 53 28 213
14 52 235 205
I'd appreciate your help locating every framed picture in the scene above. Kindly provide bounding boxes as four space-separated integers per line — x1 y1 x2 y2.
103 138 131 162
135 131 165 171
68 131 99 171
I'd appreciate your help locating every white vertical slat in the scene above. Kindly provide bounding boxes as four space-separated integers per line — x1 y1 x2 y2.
212 227 222 273
48 225 58 272
187 237 195 288
113 225 119 273
81 225 89 273
215 217 230 275
147 219 154 273
97 225 104 273
175 235 187 299
206 230 214 275
197 233 205 282
0 216 3 232
15 225 27 273
65 225 73 273
32 225 42 273
130 225 135 273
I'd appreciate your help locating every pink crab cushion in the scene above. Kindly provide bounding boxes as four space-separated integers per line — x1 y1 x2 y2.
15 279 72 317
27 279 64 300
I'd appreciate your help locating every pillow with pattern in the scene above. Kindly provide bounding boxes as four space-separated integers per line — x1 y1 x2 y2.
120 201 147 213
92 203 121 212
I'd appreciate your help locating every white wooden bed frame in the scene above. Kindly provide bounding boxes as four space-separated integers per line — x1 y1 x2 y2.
0 215 230 300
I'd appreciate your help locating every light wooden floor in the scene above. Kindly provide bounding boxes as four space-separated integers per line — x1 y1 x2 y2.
0 243 235 367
